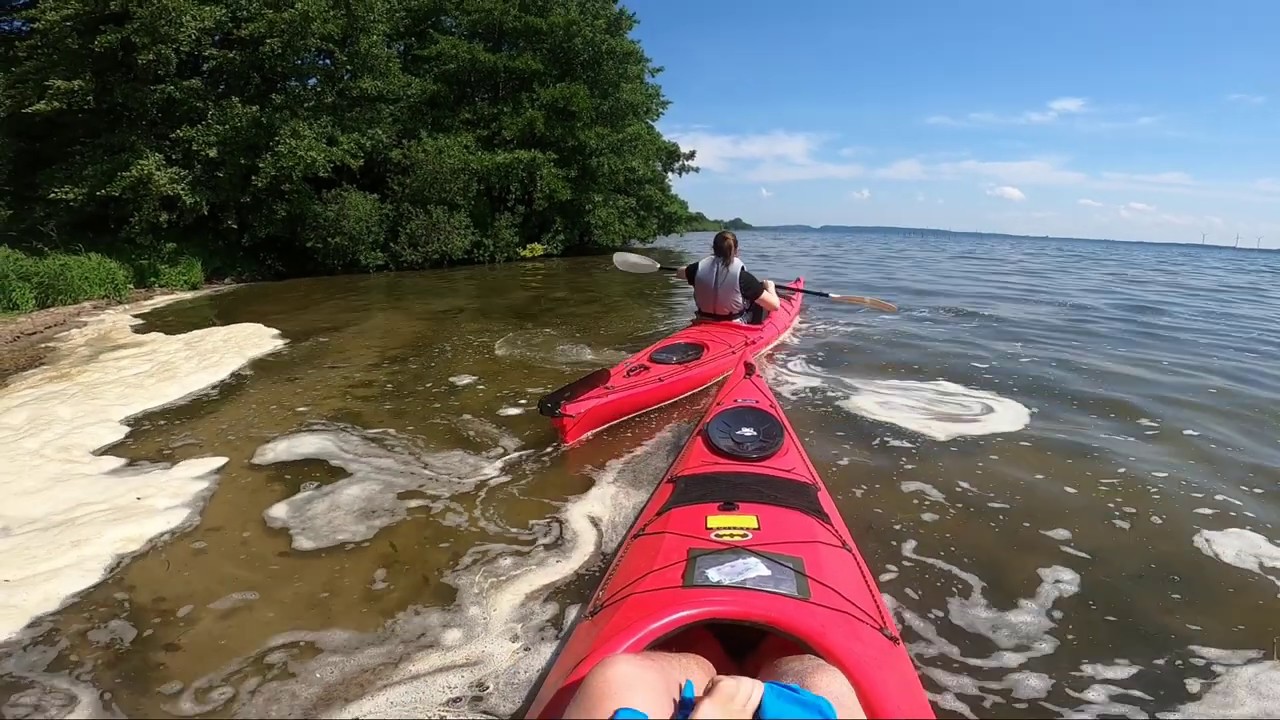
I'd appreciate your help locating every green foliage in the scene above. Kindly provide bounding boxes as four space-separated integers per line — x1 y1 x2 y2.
30 253 132 307
0 0 698 279
684 211 753 232
0 248 132 309
0 242 207 314
132 252 206 290
154 256 205 290
0 247 39 313
518 242 549 258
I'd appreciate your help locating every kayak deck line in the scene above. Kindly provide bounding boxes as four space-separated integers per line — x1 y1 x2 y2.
522 351 933 719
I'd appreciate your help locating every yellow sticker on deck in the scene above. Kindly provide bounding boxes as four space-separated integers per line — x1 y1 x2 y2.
705 514 760 531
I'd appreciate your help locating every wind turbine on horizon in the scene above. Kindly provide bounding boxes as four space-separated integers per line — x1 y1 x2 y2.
1234 233 1241 248
1201 231 1208 245
1258 236 1264 249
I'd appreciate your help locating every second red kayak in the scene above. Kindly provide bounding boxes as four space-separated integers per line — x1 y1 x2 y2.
537 278 805 445
522 350 933 718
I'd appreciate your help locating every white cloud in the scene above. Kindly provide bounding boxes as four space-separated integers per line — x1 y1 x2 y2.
925 115 961 126
1226 93 1266 105
743 161 865 183
1125 202 1156 212
986 186 1027 202
1047 97 1088 114
665 129 864 182
872 157 1085 185
1077 198 1105 207
1101 171 1195 186
759 186 773 199
1256 178 1280 193
874 159 929 180
925 97 1090 126
850 188 871 200
666 130 821 172
943 159 1086 185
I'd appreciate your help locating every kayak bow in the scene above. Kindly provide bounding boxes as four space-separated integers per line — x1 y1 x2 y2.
522 351 933 718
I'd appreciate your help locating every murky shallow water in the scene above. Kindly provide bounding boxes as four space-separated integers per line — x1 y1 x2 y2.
2 232 1279 718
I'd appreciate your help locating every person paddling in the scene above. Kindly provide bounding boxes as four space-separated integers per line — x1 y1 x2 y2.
675 231 781 323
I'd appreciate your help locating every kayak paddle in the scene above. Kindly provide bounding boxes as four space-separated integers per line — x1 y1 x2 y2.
611 251 899 312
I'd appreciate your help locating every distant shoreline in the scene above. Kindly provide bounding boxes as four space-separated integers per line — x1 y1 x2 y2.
681 224 1276 250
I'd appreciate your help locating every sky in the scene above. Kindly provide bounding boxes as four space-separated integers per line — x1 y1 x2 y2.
627 0 1280 246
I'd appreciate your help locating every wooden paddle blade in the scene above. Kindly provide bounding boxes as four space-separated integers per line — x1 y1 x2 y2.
612 252 663 273
832 295 898 312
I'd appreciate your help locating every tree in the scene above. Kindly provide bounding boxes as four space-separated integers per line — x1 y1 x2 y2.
683 211 752 232
0 0 698 277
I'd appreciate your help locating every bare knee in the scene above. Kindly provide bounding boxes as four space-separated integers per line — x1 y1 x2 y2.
585 653 657 687
562 652 716 720
759 654 866 719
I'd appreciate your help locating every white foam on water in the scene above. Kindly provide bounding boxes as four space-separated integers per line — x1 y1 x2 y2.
767 358 1030 441
887 539 1080 670
885 541 1115 718
493 329 629 369
1041 528 1074 541
251 424 529 551
448 374 479 386
1157 646 1280 718
0 639 118 719
889 547 1258 717
1075 662 1142 681
154 425 689 719
1193 508 1219 515
496 406 526 416
0 294 285 642
1191 528 1280 593
901 481 949 505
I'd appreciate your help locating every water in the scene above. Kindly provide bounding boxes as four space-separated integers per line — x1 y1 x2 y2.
1 230 1278 718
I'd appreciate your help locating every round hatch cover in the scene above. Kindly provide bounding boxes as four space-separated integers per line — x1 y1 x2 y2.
704 406 785 460
649 342 706 365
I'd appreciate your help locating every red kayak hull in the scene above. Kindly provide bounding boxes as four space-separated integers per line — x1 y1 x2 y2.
523 351 933 719
538 278 805 445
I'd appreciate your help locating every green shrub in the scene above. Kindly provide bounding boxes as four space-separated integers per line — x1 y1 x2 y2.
154 255 204 290
518 242 549 259
0 246 38 313
132 253 205 290
28 252 132 307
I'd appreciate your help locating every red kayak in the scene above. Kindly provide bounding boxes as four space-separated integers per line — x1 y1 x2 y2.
538 278 805 445
523 351 933 718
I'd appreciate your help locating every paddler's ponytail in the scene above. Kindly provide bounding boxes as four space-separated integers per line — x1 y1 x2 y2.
712 230 738 267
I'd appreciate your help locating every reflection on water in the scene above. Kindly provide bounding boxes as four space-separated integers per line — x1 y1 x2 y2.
2 232 1280 718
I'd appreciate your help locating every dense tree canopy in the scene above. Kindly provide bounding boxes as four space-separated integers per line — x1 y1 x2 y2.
0 0 700 278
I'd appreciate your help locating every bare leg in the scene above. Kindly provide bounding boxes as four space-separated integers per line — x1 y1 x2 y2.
758 655 867 720
561 652 716 720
